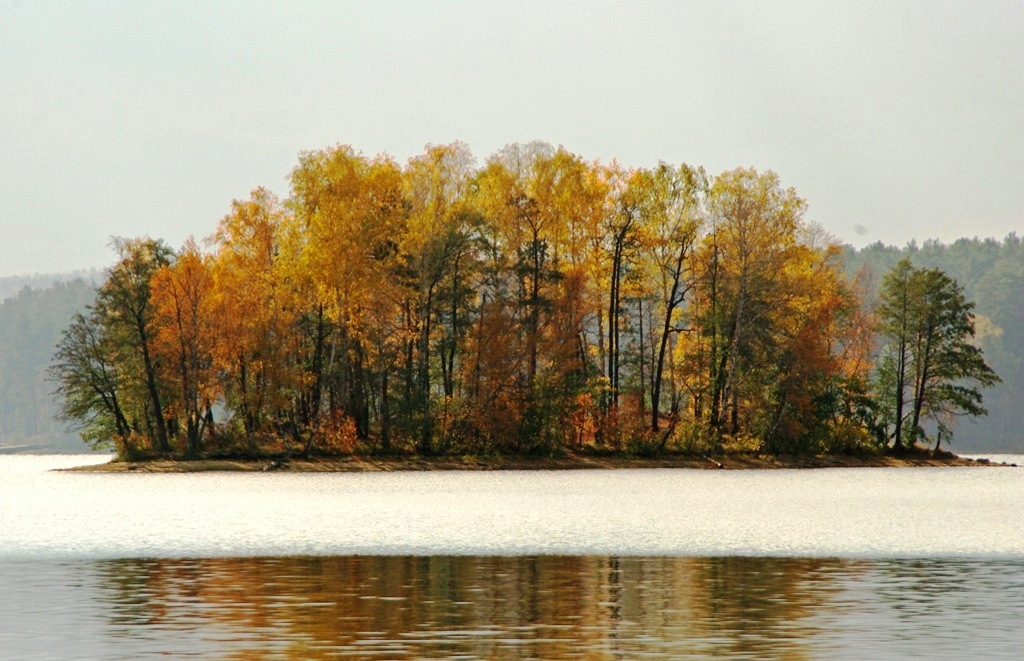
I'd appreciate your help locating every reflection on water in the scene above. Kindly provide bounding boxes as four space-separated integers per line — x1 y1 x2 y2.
3 555 1022 659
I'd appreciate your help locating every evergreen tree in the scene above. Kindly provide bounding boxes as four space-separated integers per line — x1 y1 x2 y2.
875 259 999 451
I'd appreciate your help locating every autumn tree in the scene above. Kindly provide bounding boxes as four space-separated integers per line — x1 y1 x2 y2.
474 144 553 390
471 143 562 451
51 237 175 458
288 145 407 448
669 169 874 454
758 238 873 454
600 164 641 415
151 239 217 458
94 237 175 454
54 143 977 461
698 169 806 441
400 142 478 451
209 188 295 449
632 163 705 435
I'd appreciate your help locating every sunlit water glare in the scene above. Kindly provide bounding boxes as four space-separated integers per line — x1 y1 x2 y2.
2 455 1022 559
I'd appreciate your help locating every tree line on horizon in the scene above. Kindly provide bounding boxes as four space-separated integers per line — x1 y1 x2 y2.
0 280 96 450
47 142 998 460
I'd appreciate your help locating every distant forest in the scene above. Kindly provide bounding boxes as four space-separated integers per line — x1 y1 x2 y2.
0 276 97 450
1 149 1020 454
0 270 100 303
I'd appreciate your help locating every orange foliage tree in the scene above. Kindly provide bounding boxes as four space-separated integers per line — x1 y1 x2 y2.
57 145 891 459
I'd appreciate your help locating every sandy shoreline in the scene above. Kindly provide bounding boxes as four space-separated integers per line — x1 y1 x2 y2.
62 452 1006 473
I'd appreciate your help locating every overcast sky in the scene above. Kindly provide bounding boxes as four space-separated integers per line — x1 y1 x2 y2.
1 0 1021 276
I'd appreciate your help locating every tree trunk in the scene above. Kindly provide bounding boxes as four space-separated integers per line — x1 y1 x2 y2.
381 368 391 452
892 290 910 453
527 235 542 389
909 321 935 449
638 298 646 417
138 332 170 454
607 238 624 410
652 243 688 432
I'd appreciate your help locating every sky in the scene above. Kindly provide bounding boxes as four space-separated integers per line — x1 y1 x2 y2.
1 0 1021 277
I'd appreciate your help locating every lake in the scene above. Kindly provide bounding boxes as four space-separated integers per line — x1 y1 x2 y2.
2 454 1023 658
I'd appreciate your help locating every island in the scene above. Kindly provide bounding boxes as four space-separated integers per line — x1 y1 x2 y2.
50 143 1003 469
66 447 1000 473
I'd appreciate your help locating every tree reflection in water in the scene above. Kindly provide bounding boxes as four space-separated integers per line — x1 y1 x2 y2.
94 555 848 658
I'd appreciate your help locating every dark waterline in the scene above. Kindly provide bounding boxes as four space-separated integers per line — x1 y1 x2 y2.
3 555 1023 659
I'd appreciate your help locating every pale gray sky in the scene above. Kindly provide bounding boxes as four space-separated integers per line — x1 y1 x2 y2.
1 0 1021 276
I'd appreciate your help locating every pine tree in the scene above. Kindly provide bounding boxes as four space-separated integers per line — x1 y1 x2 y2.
875 259 1000 451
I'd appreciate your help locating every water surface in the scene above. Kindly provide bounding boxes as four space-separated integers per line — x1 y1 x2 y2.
2 454 1022 559
2 455 1023 659
3 555 1023 659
